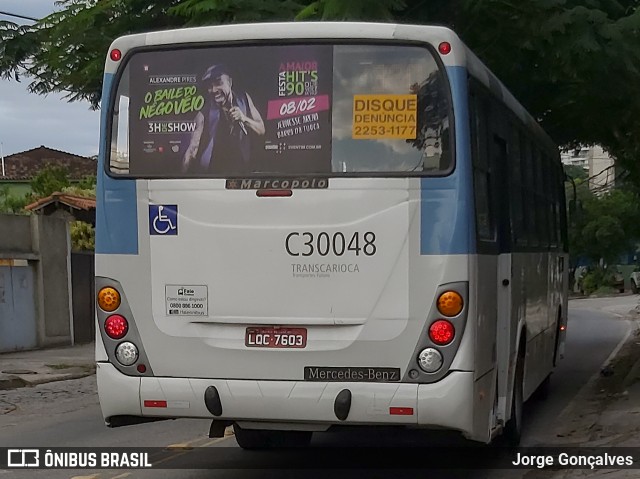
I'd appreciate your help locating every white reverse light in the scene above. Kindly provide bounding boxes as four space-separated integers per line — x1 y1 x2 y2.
418 348 443 373
115 341 139 366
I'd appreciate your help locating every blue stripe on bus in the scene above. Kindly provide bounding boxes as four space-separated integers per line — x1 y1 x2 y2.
95 73 139 255
420 66 475 255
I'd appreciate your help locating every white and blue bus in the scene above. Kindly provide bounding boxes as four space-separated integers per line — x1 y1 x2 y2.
95 22 568 448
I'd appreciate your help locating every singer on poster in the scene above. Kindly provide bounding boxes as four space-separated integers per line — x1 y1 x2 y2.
182 64 265 173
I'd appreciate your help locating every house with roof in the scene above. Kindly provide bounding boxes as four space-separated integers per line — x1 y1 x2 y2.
0 145 97 197
25 192 96 225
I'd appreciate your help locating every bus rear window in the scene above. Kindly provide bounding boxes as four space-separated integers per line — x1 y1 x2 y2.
109 43 451 177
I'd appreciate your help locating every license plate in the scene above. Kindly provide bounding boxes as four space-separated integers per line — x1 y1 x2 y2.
245 327 307 348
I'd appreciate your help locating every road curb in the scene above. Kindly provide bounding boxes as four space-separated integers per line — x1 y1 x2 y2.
24 370 96 387
0 374 27 390
551 317 640 445
0 369 95 390
622 345 640 389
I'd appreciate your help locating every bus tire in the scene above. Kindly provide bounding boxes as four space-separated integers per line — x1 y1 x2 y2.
504 351 524 446
233 424 312 449
536 374 551 401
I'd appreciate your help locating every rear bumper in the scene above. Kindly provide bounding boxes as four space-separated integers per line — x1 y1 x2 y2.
97 362 474 436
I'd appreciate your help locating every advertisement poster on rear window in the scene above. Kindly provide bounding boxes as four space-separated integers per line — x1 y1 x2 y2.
127 45 333 176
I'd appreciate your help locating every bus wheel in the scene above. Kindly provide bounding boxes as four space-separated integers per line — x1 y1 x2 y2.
504 352 524 446
536 374 551 401
233 424 312 449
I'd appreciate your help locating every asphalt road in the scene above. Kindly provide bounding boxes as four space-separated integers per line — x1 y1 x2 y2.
0 296 634 479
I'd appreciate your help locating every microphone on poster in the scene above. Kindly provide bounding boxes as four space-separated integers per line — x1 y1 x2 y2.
223 107 248 136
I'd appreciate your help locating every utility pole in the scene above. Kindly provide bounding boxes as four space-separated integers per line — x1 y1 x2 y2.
1 142 5 177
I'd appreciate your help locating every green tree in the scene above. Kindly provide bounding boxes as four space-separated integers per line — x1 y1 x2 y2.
0 0 308 107
0 186 30 214
563 164 588 182
61 174 97 251
296 0 404 20
76 174 97 190
3 1 640 174
569 187 640 265
63 175 97 197
30 165 71 198
0 0 187 106
299 0 640 160
70 220 95 251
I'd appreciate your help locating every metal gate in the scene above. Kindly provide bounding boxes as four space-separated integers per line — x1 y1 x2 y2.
0 261 38 352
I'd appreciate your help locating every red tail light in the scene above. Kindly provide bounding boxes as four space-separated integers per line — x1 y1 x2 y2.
438 42 452 55
104 314 128 339
429 320 455 345
256 189 293 197
110 49 122 62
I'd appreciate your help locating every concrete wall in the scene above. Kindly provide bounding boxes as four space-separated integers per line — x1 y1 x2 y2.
0 214 73 349
0 215 34 253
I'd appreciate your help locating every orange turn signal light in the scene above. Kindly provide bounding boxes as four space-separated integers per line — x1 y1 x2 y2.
98 287 121 312
437 291 463 317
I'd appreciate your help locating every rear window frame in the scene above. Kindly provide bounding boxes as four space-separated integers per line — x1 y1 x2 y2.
104 38 456 180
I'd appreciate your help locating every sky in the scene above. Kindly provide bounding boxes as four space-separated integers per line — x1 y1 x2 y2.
0 0 100 157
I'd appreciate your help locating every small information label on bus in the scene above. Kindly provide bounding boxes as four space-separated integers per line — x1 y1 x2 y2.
165 285 208 316
352 94 417 139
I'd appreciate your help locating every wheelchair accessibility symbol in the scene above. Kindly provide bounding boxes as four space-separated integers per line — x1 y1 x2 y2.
149 204 178 235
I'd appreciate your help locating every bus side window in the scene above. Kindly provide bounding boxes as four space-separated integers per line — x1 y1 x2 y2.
547 155 558 248
509 124 525 246
534 147 549 248
521 135 537 246
470 92 496 244
110 95 131 174
492 135 510 252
